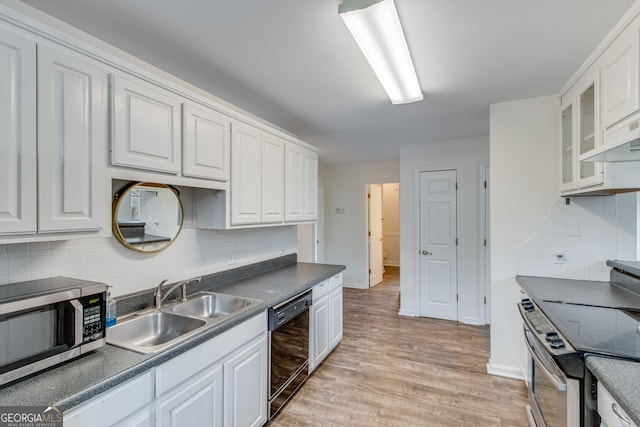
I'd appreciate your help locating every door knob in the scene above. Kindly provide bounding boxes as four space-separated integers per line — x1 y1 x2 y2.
421 250 432 256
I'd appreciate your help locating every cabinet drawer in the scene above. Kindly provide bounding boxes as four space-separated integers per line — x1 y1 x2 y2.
312 280 329 300
64 372 153 427
598 382 637 427
329 273 343 291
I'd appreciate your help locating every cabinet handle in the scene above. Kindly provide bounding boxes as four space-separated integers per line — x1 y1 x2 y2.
611 403 631 424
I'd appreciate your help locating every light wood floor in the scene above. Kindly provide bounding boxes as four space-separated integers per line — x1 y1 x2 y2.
271 267 528 426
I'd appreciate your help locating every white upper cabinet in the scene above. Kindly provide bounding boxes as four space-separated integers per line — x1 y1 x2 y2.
285 142 318 222
37 45 106 233
182 102 230 182
600 21 639 129
0 27 36 235
261 134 285 224
230 121 262 225
110 73 181 174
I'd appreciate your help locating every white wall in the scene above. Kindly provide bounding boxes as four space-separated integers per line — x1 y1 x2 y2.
297 223 315 262
399 136 489 324
489 95 559 379
382 183 400 267
321 161 400 288
0 188 297 296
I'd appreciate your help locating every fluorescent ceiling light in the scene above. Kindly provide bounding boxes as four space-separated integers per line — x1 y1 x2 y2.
339 0 423 104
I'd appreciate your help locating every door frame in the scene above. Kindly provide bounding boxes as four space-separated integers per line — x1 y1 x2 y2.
414 165 462 321
479 162 490 325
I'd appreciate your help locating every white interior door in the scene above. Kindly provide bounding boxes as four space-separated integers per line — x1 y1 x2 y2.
419 170 458 321
368 184 384 287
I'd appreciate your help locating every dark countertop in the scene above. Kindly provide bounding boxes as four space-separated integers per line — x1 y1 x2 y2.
0 257 345 411
516 275 640 308
586 356 640 426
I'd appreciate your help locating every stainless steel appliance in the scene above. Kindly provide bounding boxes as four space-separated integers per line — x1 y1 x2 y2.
268 290 312 420
518 265 640 427
0 277 107 386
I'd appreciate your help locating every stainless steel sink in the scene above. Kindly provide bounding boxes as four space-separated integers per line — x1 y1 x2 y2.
107 311 206 354
169 292 259 319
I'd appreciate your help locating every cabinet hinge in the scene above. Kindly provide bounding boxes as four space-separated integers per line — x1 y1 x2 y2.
484 296 487 304
455 238 458 246
455 182 459 190
483 239 487 247
456 294 459 302
484 180 487 189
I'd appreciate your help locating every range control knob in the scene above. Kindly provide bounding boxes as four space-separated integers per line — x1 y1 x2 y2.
545 332 559 342
550 339 565 349
521 300 534 311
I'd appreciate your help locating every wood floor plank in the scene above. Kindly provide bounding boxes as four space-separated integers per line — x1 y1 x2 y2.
271 268 528 426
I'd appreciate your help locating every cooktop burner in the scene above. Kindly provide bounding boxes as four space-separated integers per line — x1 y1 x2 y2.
539 301 640 361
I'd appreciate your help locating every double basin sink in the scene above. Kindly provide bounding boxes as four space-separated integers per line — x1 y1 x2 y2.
107 292 260 354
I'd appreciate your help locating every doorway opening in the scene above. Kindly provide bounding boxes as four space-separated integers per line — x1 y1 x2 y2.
367 183 400 287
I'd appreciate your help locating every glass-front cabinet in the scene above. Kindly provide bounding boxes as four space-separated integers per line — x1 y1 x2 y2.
560 72 603 194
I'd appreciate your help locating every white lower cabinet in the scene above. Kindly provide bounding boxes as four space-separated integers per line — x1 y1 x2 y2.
64 313 267 427
63 372 154 427
310 274 343 372
598 382 638 427
156 365 223 427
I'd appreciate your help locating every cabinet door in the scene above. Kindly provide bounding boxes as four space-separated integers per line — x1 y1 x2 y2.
601 23 639 129
183 103 230 181
284 143 304 222
261 134 285 223
37 45 105 232
0 28 36 235
224 335 267 427
576 78 604 188
157 365 223 427
111 74 181 174
560 102 575 192
310 296 330 372
302 149 318 220
230 122 261 225
329 287 343 350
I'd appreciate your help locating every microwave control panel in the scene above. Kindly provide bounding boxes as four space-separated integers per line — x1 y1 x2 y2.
81 293 105 341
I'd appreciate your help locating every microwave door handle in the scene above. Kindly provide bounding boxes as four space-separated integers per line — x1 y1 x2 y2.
70 299 84 347
523 328 567 392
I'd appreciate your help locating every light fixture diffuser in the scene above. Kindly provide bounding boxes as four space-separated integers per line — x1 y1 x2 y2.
339 0 423 104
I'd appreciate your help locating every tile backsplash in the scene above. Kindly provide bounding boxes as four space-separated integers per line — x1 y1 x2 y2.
517 196 618 281
0 226 297 297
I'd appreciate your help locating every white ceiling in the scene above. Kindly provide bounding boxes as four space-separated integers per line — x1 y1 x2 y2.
17 0 636 164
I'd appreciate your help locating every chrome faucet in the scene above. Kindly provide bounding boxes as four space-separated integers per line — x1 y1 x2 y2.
153 277 201 309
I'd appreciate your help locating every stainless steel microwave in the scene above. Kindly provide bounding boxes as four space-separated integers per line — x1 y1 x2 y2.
0 277 107 386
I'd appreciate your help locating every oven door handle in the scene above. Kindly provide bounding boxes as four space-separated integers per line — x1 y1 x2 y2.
523 329 567 392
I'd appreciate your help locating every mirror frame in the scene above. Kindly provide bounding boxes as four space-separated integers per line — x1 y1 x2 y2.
112 182 184 254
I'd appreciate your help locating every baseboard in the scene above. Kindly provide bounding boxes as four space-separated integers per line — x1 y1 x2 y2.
486 361 525 380
383 263 399 267
342 282 368 289
398 308 416 317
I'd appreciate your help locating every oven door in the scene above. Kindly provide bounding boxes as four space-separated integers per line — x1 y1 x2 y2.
524 325 580 427
269 307 309 418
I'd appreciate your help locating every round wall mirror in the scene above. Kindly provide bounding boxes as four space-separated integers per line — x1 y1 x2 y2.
112 182 184 253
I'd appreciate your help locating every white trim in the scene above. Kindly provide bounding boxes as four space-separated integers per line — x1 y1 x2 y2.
479 162 490 325
486 361 525 381
398 308 416 317
342 282 368 289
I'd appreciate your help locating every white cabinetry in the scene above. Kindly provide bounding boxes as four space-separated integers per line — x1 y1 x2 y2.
182 102 230 182
110 73 181 174
37 44 106 232
230 122 262 225
310 273 343 372
285 142 318 222
600 21 639 129
598 382 638 427
261 133 285 224
0 27 107 238
0 27 36 235
64 372 154 427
